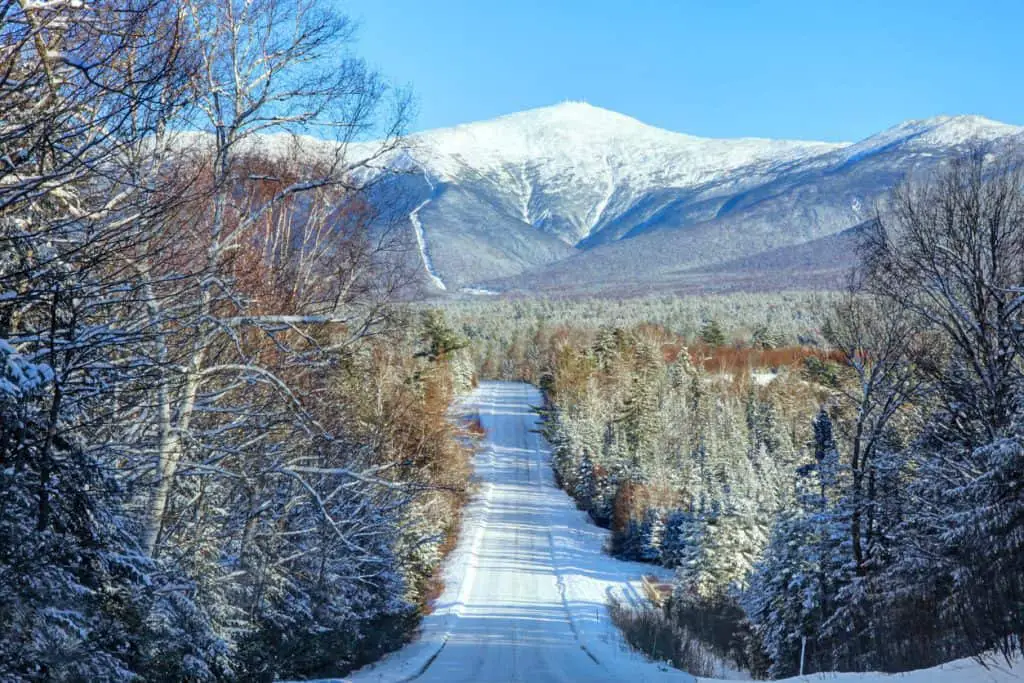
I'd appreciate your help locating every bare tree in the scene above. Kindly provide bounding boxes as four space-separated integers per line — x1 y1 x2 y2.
822 291 930 575
862 149 1024 442
0 0 192 537
0 2 236 678
2 0 450 677
135 0 413 558
861 147 1024 660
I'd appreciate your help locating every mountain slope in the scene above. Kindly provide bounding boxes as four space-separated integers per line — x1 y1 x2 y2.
367 104 1024 295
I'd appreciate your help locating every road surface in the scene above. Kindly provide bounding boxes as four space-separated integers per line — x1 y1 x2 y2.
346 381 690 683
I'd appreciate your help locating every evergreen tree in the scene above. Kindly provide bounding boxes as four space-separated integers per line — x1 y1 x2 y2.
619 340 662 466
672 515 709 597
617 517 645 561
0 343 226 682
418 309 468 363
591 463 619 527
744 409 851 676
574 449 598 512
700 319 727 346
751 323 781 350
660 510 699 568
638 508 666 562
743 508 822 677
592 326 619 371
812 408 841 499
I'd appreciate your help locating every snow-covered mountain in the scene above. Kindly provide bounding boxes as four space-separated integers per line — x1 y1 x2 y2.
403 102 843 244
369 102 1024 295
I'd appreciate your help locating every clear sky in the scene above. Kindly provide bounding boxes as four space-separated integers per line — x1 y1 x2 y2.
340 0 1024 142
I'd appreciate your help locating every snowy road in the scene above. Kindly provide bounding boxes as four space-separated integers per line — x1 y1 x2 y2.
316 381 1021 683
344 381 691 683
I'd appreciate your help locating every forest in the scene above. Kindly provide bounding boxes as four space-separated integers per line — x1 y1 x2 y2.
2 0 1023 682
0 1 479 680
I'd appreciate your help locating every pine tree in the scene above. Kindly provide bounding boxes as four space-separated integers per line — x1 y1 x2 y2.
638 508 666 562
591 462 618 527
574 449 598 512
751 323 781 350
700 319 726 346
617 517 645 561
672 515 709 598
0 342 226 682
660 510 691 568
592 326 618 371
743 508 822 677
743 408 853 675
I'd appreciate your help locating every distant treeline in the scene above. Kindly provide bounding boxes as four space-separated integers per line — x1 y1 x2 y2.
442 290 834 381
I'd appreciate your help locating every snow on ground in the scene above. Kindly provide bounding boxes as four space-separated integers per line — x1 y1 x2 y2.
409 166 446 290
750 369 779 386
302 381 1022 683
770 656 1022 683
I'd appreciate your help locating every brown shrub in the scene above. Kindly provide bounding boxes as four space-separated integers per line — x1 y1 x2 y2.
608 597 714 676
688 343 843 376
612 482 678 534
464 415 486 436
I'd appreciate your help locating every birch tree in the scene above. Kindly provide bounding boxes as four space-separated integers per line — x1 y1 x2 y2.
135 0 412 561
0 2 229 679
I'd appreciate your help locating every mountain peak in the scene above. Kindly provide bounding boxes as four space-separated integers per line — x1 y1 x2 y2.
494 100 652 127
920 114 1023 144
423 100 676 148
404 103 844 245
848 114 1024 156
368 105 1024 294
411 102 842 180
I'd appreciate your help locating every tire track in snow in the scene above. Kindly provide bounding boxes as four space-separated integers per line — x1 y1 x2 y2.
530 414 607 670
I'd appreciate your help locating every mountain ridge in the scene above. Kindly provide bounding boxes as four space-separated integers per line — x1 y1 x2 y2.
361 103 1023 296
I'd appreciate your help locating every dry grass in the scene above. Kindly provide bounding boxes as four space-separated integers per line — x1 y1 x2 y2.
687 343 843 375
608 597 714 676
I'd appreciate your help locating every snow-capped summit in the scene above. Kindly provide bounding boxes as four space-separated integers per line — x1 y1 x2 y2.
911 114 1022 146
837 114 1024 164
403 102 845 245
411 101 842 183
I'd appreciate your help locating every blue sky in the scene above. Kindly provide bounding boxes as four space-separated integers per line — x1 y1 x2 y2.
341 0 1024 142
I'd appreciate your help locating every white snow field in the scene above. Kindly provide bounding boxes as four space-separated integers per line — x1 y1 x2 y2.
316 381 1022 683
